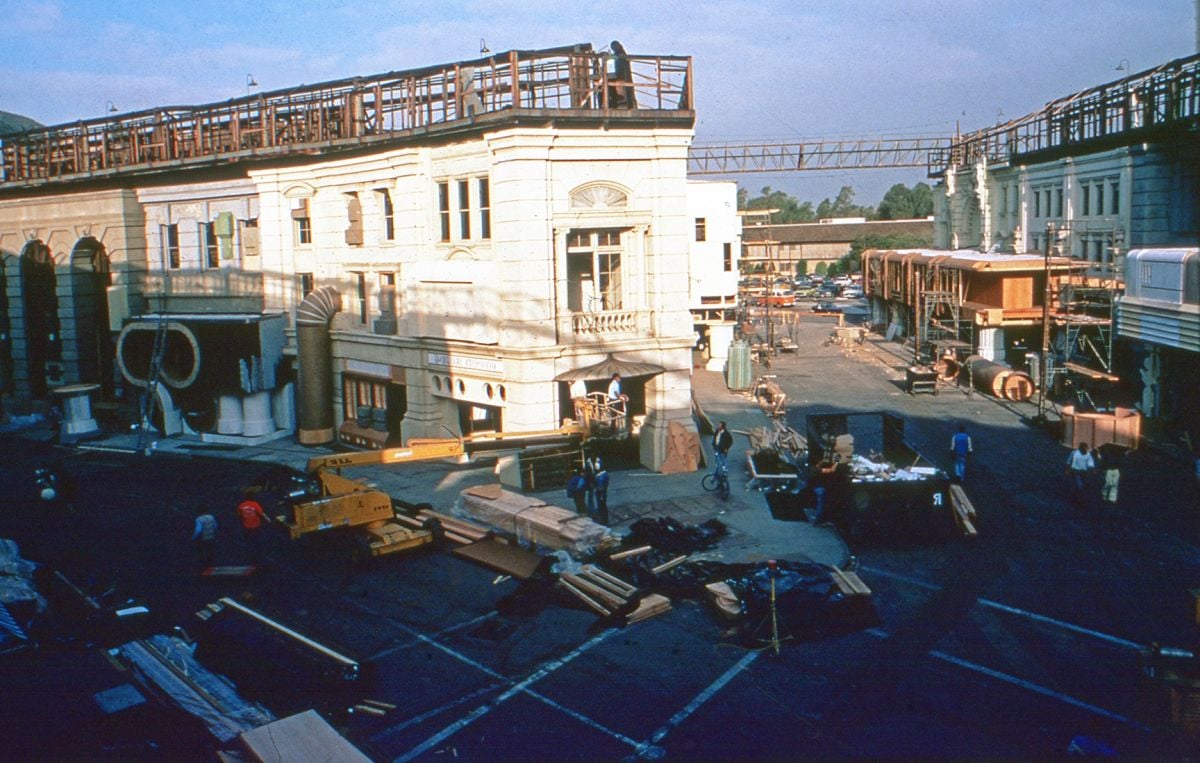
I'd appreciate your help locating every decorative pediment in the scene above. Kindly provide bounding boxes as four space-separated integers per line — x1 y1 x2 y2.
570 184 628 210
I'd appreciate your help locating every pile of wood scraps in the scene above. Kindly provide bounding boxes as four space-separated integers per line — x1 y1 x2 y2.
394 508 492 545
557 564 672 625
948 484 979 537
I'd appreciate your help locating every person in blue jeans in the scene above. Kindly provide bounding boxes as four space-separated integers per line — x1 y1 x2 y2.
950 424 973 482
712 421 734 474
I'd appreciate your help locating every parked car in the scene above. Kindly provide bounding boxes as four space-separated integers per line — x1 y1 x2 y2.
841 286 864 299
812 301 841 313
765 287 796 308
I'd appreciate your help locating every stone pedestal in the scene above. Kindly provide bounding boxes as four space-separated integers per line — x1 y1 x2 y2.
217 394 244 435
53 383 100 443
242 391 274 437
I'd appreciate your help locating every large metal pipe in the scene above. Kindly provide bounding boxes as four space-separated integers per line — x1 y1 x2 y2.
116 321 201 389
963 355 1036 402
295 286 341 445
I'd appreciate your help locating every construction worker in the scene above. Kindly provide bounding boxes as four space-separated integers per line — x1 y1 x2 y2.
950 424 973 483
236 492 271 559
191 509 218 569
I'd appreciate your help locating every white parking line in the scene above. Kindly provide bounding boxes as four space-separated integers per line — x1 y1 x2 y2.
864 625 1145 728
366 612 497 661
394 628 620 763
861 564 1141 650
634 650 761 758
928 650 1145 728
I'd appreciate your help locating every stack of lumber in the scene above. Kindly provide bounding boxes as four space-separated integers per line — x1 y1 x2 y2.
557 565 672 624
395 508 491 545
456 485 615 554
830 567 872 597
948 484 979 537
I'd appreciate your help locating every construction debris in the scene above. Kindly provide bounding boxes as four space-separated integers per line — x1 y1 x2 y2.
949 484 979 537
556 564 673 625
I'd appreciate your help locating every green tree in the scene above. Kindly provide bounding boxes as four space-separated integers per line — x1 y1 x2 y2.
815 185 874 220
739 186 816 223
836 231 934 274
877 182 934 220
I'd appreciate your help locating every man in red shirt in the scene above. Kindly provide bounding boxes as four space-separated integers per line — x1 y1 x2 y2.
236 492 271 560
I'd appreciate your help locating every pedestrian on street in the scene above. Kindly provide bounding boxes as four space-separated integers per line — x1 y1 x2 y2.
592 462 610 526
950 423 973 483
1066 442 1096 509
192 509 217 569
566 468 588 514
584 454 602 517
1096 443 1125 506
712 421 734 474
236 492 271 559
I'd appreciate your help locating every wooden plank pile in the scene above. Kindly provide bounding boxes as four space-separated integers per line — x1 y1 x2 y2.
394 508 492 546
456 485 615 554
948 483 978 537
557 564 672 624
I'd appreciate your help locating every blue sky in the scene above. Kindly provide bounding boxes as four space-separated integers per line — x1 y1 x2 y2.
0 0 1193 205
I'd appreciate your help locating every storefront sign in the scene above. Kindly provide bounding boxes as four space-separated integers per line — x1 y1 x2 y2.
426 352 503 375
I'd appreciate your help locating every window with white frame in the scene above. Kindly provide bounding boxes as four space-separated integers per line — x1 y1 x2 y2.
292 199 312 245
201 221 219 268
377 189 395 241
161 223 180 269
435 175 490 243
566 229 624 312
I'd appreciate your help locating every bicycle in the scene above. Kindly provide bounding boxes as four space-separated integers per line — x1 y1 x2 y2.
701 464 731 500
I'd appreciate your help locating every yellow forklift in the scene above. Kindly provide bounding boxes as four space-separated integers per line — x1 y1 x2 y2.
276 427 584 560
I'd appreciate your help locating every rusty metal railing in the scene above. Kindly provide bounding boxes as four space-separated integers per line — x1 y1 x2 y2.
933 51 1200 175
1 44 692 187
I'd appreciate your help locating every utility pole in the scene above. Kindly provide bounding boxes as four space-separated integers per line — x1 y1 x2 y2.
1035 222 1056 423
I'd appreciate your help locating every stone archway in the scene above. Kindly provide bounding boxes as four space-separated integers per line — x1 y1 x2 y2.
20 240 61 397
70 237 114 396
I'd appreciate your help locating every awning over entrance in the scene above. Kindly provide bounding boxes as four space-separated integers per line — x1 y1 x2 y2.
554 353 665 382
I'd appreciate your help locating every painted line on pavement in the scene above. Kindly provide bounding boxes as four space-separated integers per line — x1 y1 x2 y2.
394 628 621 763
275 560 636 751
863 627 1144 729
861 564 1141 650
634 650 762 757
928 650 1146 729
365 612 497 662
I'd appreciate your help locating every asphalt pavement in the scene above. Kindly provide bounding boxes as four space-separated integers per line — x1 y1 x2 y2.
4 303 1200 760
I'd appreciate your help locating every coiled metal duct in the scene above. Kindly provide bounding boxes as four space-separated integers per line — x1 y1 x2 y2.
296 286 341 445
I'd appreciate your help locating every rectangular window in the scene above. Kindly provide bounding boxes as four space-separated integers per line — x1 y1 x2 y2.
437 181 450 242
342 375 387 424
1082 185 1090 217
354 272 368 323
299 272 314 296
239 218 260 257
695 217 707 241
162 223 180 269
1055 188 1063 217
292 199 312 245
1034 192 1041 218
1110 182 1120 215
378 189 395 241
458 180 471 239
1095 184 1104 216
201 222 219 268
478 178 491 240
723 242 732 272
378 272 397 317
